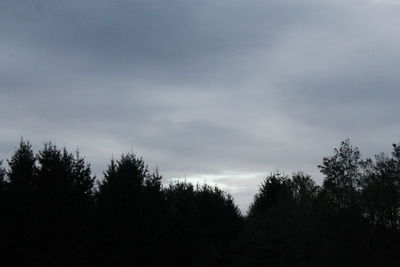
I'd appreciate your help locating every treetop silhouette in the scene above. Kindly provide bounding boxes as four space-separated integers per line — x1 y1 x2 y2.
0 139 399 266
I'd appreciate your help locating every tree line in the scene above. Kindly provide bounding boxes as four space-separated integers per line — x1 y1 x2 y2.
0 139 399 266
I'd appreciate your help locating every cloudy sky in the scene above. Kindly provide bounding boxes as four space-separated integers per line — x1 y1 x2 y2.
1 0 400 210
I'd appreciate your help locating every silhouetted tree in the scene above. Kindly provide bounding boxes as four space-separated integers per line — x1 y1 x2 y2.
238 172 319 266
7 139 36 192
164 182 243 266
318 139 366 212
32 143 95 265
0 160 6 194
3 140 37 266
96 153 165 266
315 140 387 267
0 160 7 259
361 144 400 229
1 141 96 266
247 173 293 218
357 144 400 266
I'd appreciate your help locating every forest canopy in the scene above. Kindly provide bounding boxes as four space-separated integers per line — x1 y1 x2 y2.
0 139 399 266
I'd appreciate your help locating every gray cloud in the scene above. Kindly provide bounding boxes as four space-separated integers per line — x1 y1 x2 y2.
1 0 400 210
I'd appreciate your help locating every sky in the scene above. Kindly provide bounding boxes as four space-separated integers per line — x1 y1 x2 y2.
1 0 400 211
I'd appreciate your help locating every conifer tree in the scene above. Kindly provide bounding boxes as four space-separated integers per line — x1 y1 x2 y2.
96 153 165 266
7 139 36 192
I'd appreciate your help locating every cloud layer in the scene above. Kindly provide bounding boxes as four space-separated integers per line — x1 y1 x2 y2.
1 0 400 210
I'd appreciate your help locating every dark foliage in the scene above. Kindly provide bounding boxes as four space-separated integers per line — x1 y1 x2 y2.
0 139 400 266
95 153 165 266
163 182 243 266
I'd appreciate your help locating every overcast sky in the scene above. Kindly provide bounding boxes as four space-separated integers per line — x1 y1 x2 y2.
1 0 400 211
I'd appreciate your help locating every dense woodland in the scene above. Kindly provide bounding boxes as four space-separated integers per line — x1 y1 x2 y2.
0 139 400 266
